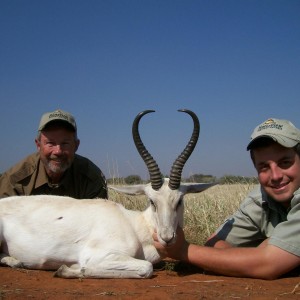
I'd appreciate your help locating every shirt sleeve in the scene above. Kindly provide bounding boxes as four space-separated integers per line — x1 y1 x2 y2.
269 195 300 257
215 187 266 247
87 168 108 199
0 153 39 198
0 172 18 198
72 155 108 199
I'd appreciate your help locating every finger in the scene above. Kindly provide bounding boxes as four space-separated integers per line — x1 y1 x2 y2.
152 232 158 241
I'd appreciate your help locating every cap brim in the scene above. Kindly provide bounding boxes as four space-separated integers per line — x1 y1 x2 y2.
39 119 76 132
247 134 298 150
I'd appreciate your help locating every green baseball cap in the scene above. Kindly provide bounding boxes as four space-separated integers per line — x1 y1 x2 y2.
247 118 300 150
38 109 77 132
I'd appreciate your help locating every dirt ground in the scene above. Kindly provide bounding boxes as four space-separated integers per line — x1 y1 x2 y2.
1 262 299 300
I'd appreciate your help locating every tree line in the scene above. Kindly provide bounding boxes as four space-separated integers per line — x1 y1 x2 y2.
107 174 259 185
0 173 258 185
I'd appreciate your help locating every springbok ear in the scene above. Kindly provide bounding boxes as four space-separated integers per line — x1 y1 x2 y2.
180 182 218 194
108 185 147 196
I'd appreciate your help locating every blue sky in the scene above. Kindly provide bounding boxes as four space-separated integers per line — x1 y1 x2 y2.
1 0 299 180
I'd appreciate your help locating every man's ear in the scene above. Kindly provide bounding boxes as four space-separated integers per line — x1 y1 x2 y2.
35 138 41 151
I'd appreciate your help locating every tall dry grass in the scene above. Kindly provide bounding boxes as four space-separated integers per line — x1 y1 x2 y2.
183 184 255 245
108 183 256 245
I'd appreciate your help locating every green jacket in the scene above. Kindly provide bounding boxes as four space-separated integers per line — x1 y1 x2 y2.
0 153 107 199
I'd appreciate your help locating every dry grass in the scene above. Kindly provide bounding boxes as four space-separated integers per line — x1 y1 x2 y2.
108 183 256 245
183 184 255 244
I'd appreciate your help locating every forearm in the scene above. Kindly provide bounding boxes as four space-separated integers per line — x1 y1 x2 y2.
154 229 299 279
183 243 296 279
185 244 258 277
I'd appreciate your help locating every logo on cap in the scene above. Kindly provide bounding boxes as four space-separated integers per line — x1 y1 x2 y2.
48 110 69 121
257 119 283 132
38 109 76 131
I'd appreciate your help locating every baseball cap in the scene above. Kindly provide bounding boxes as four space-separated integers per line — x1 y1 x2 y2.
38 109 77 132
247 118 300 150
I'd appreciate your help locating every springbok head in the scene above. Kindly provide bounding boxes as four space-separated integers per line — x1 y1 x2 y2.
110 109 216 246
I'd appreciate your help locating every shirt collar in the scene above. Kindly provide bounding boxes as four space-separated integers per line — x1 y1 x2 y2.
34 161 49 189
35 159 75 190
261 187 288 215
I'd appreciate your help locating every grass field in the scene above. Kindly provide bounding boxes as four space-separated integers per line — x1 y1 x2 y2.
108 183 256 245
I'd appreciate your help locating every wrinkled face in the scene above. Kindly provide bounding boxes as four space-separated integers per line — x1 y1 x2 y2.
35 126 79 182
252 143 300 207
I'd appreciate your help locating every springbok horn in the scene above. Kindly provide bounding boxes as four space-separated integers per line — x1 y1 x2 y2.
132 110 163 190
168 109 200 190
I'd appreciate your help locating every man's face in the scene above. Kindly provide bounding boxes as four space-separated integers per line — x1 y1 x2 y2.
252 143 300 207
35 126 79 181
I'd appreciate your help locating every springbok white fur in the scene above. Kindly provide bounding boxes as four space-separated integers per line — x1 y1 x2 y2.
0 180 215 279
0 109 215 278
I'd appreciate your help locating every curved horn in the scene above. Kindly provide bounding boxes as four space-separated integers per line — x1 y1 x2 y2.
132 110 163 190
168 109 200 190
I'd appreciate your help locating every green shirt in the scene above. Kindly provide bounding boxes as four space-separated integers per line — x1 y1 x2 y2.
0 152 107 199
215 185 300 257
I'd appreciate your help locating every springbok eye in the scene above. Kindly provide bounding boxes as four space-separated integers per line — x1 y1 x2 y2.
150 200 156 210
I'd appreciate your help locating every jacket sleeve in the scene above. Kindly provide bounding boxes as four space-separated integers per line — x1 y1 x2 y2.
0 172 20 198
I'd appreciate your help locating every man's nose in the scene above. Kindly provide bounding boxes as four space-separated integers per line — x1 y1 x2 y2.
270 165 283 181
53 145 63 154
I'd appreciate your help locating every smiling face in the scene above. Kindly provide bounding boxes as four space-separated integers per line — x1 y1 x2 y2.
35 124 80 183
252 142 300 207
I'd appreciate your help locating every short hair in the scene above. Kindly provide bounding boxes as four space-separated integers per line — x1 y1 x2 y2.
296 143 300 156
250 138 300 163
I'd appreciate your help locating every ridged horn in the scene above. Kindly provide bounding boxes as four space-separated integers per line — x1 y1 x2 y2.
132 110 163 190
168 109 200 190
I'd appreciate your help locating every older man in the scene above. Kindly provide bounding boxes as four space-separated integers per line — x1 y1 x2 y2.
0 109 107 199
154 118 300 279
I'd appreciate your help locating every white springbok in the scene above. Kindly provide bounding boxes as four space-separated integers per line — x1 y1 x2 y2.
0 110 216 279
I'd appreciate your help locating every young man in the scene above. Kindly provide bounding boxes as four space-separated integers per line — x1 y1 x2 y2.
154 118 300 279
0 109 107 199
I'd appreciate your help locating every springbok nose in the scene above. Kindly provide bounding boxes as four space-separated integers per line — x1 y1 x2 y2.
160 229 176 245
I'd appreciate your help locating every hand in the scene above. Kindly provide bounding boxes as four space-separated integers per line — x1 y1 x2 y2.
152 226 189 261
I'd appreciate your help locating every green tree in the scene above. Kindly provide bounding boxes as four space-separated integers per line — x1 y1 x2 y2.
186 174 217 183
124 175 142 185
